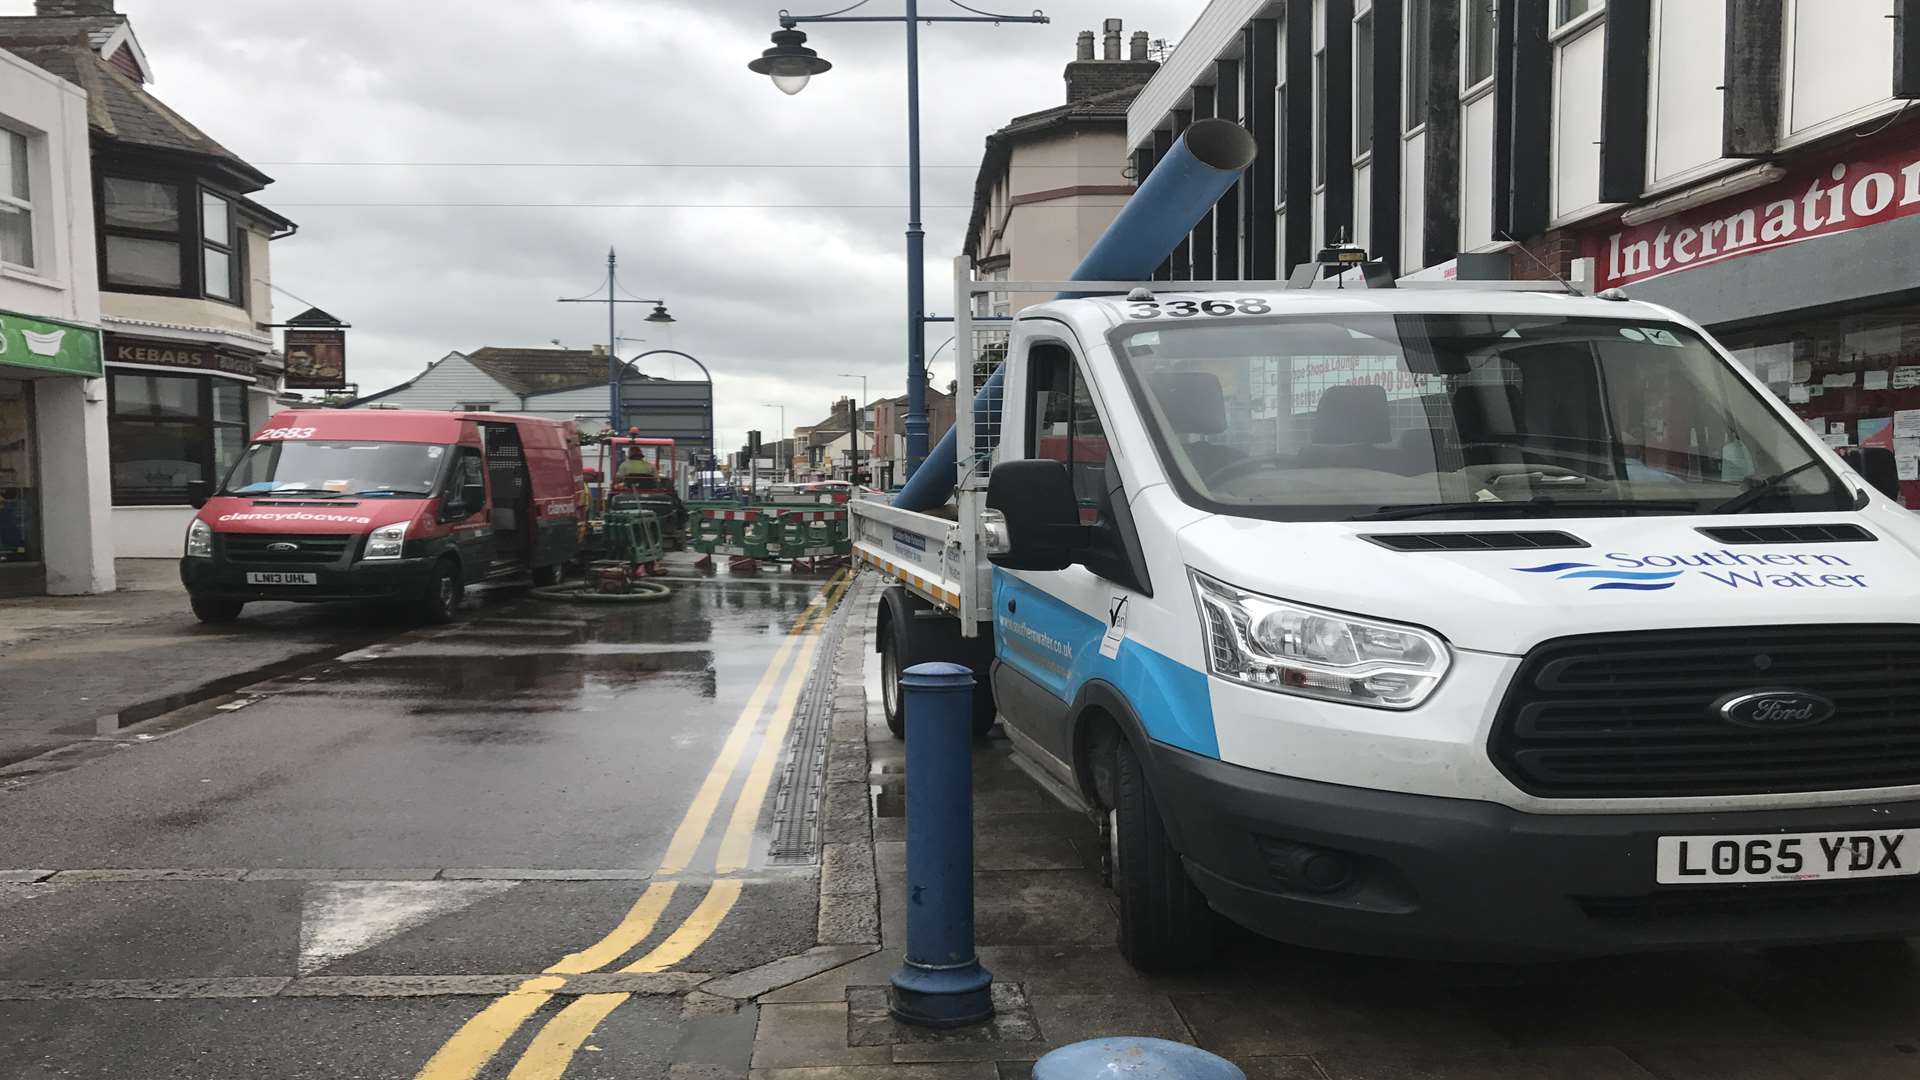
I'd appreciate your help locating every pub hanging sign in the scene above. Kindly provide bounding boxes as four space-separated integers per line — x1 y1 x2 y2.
281 306 349 390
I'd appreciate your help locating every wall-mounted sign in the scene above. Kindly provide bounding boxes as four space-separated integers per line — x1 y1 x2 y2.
0 310 102 377
1587 129 1920 291
106 334 256 380
283 328 347 389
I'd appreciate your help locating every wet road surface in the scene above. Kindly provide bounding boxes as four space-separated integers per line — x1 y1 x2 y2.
0 566 850 1079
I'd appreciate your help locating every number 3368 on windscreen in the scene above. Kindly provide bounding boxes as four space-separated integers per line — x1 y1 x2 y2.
1127 298 1271 319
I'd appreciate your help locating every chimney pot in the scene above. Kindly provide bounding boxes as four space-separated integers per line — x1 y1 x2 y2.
1131 30 1150 61
1103 26 1122 60
34 0 116 16
1076 29 1094 61
591 344 606 357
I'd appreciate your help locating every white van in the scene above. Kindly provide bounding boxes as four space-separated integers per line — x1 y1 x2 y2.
857 262 1920 969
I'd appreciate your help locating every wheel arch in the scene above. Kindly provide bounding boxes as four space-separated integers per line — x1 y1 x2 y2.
1068 679 1189 852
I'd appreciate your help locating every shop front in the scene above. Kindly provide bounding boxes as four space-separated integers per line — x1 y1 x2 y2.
0 310 105 597
104 332 262 556
1582 122 1920 509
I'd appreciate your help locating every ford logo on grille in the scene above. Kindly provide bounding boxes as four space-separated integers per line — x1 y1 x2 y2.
1714 689 1836 730
266 542 299 553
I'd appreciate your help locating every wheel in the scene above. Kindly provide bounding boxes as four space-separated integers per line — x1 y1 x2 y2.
1110 739 1216 972
190 595 244 624
531 562 562 587
421 559 463 624
881 627 906 739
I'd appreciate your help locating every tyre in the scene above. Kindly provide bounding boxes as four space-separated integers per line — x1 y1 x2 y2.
531 562 562 587
881 626 906 739
190 595 244 624
421 559 463 624
969 665 998 739
1110 739 1216 972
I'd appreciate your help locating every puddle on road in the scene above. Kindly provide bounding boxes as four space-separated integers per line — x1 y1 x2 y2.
273 651 720 707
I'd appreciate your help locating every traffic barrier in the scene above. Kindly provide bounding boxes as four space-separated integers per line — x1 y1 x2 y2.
889 662 991 1028
692 507 771 574
603 506 665 571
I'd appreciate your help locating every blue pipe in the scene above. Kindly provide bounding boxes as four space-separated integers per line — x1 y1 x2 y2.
894 118 1258 511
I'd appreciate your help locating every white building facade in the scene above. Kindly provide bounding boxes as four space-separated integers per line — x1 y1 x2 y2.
0 43 112 597
1132 0 1920 505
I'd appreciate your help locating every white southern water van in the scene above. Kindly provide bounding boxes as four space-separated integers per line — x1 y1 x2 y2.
856 259 1920 970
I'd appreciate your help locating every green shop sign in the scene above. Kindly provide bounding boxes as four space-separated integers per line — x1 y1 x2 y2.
0 310 103 377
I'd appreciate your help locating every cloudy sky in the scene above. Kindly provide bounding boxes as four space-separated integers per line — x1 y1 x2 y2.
4 0 1197 449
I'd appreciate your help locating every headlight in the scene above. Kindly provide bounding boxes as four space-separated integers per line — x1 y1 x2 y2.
1190 571 1450 709
184 518 212 558
361 521 409 560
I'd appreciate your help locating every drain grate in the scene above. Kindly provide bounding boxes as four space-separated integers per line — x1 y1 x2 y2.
767 592 852 865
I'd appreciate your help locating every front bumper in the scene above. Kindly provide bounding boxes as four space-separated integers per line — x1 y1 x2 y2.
1146 740 1920 960
180 556 432 603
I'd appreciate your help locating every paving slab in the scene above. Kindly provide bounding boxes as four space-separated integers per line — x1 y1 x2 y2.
1171 989 1511 1059
1315 1047 1657 1080
1464 978 1786 1048
1620 1041 1920 1080
702 945 881 1002
847 982 1037 1047
751 1065 997 1080
752 1002 891 1069
1027 991 1193 1046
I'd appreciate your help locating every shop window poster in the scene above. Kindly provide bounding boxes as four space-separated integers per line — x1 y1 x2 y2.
1895 366 1920 389
1860 417 1895 449
1897 410 1920 439
1865 371 1891 391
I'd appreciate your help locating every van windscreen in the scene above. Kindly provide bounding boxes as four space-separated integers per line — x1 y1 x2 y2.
223 440 448 499
1112 314 1853 522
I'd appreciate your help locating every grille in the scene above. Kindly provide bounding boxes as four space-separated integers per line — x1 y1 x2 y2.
1490 626 1920 797
223 534 355 565
1363 530 1586 552
1577 878 1920 923
1696 524 1876 544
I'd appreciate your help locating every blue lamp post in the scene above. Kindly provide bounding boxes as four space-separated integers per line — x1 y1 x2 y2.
749 0 1048 479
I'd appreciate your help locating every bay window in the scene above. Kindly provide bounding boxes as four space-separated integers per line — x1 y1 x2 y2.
100 175 245 303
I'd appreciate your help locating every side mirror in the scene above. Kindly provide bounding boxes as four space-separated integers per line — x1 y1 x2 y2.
1843 446 1900 501
986 459 1085 571
456 482 486 516
186 480 210 509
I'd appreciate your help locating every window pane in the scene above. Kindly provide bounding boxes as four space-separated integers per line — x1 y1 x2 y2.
113 374 202 419
213 424 247 482
106 235 182 288
1557 0 1592 26
3 130 27 201
1406 0 1430 127
103 177 179 231
1356 13 1375 157
1466 0 1495 86
211 382 245 423
201 191 229 243
1275 84 1288 207
110 420 203 500
204 246 232 299
0 203 30 268
1313 52 1327 186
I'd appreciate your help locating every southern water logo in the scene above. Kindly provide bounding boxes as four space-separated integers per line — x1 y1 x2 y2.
1512 550 1870 592
1511 561 1682 592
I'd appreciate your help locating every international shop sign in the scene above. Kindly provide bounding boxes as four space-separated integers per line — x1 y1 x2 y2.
281 306 348 390
0 310 102 377
1587 129 1920 291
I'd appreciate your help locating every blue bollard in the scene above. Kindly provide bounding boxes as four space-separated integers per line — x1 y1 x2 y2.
1034 1038 1246 1080
888 661 992 1028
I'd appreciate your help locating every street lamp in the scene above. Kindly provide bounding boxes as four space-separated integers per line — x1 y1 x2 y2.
558 247 673 434
762 402 787 480
840 373 867 485
750 0 1047 479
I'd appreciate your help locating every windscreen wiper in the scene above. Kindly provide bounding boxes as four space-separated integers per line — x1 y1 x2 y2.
1707 460 1826 515
239 487 345 498
352 488 431 497
1352 498 1696 521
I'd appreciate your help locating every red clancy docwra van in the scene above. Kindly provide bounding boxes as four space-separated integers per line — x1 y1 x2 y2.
180 410 583 624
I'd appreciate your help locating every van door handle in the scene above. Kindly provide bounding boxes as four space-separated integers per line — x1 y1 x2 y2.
1007 599 1016 614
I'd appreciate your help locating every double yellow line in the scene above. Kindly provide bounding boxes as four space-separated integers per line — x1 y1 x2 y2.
415 570 852 1080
